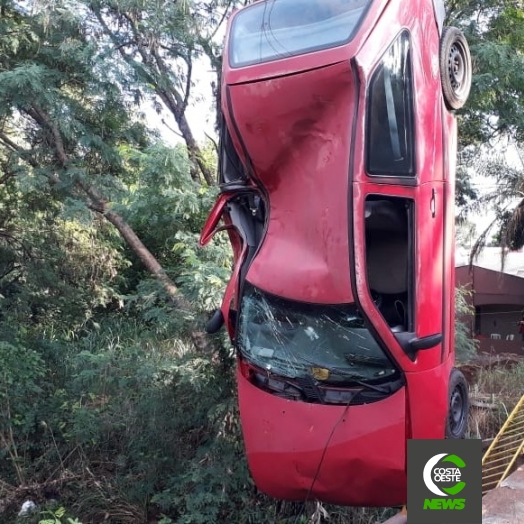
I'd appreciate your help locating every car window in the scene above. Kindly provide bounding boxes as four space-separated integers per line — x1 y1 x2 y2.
366 31 415 177
237 283 398 384
365 196 415 333
229 0 372 68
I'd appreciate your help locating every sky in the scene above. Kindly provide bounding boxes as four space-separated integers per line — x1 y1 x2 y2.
145 56 218 146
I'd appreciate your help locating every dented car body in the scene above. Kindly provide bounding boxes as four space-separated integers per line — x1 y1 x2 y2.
200 0 472 506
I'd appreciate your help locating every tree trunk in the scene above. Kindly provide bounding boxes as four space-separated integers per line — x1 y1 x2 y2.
91 6 216 187
13 106 213 353
173 108 215 186
76 180 212 353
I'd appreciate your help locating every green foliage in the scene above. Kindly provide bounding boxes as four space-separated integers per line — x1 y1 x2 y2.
447 1 524 145
455 286 479 362
0 0 506 523
0 341 44 483
0 198 126 338
38 506 83 524
446 2 524 223
455 164 479 208
119 142 231 312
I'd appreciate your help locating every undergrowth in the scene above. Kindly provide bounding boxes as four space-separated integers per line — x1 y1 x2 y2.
1 315 403 524
1 311 515 523
4 319 514 523
467 361 524 440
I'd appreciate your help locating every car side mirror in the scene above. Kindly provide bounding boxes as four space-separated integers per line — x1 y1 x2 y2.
394 332 442 360
410 333 442 352
206 309 225 334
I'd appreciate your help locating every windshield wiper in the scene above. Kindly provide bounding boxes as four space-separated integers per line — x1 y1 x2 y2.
350 376 403 394
249 361 402 405
314 365 403 394
293 370 402 401
242 347 402 394
344 352 391 368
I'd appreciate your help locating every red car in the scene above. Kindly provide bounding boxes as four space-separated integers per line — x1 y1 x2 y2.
201 0 472 507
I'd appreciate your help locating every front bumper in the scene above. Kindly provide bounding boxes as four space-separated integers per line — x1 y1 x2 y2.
237 366 407 506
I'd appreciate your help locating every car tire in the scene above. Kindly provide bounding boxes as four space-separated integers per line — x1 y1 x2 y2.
439 26 472 110
446 368 469 439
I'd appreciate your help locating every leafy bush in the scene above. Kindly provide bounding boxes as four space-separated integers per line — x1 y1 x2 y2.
455 286 479 362
0 341 45 484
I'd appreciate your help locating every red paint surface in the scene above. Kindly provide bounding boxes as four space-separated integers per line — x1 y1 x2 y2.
404 355 453 439
199 193 230 247
237 367 407 506
222 0 390 85
228 61 355 303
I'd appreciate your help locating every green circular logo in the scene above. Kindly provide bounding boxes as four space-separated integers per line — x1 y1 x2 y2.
423 453 466 496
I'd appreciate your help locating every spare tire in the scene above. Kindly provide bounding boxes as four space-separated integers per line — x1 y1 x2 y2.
439 26 472 110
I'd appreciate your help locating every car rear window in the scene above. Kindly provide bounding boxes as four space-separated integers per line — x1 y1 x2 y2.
229 0 372 68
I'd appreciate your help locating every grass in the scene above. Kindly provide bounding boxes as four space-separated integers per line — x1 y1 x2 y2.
6 343 521 524
253 501 402 524
467 361 524 440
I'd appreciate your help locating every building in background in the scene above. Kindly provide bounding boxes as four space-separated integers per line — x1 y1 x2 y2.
456 247 524 354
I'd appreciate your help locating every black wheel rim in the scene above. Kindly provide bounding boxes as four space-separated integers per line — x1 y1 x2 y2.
447 42 467 95
449 385 466 437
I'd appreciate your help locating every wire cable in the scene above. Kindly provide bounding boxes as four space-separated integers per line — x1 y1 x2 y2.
292 401 352 524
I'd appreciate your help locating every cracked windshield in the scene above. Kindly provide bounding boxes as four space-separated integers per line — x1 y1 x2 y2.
229 0 372 67
238 284 397 384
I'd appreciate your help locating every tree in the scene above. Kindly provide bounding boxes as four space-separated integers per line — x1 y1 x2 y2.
0 2 215 349
446 1 524 257
448 1 524 146
86 0 237 185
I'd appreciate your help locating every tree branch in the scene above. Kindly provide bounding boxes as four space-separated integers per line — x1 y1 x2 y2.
0 130 38 169
31 104 69 166
182 53 192 115
149 46 214 185
10 101 212 352
91 4 215 186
